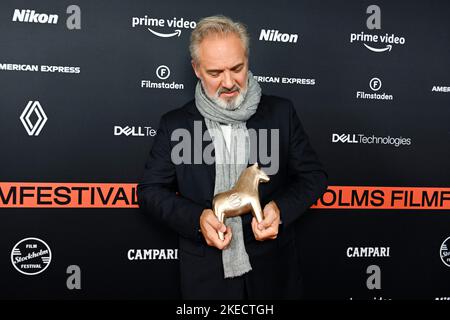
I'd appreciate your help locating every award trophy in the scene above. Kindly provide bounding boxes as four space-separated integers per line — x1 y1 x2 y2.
212 163 270 240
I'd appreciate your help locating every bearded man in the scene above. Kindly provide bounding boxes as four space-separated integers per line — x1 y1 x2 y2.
138 15 327 299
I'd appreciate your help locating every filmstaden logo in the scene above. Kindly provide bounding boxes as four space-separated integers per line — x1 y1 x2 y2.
141 65 185 90
356 77 394 100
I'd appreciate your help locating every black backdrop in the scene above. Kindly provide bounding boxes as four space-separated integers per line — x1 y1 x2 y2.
0 0 449 300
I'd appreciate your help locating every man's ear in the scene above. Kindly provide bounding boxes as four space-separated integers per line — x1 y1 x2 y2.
191 60 201 79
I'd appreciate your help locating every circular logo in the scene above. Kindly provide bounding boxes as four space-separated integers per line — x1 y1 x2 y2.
11 237 52 275
440 236 450 268
369 77 382 91
156 65 170 80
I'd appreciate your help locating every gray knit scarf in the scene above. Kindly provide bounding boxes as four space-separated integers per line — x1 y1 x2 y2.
195 71 262 278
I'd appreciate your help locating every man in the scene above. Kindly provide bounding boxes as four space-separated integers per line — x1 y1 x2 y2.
138 15 327 299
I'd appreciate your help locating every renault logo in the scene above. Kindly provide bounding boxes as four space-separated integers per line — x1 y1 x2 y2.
20 100 48 136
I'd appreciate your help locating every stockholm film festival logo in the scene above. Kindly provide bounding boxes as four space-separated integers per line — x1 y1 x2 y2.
11 237 52 275
10 237 82 289
440 236 450 268
20 101 48 136
435 236 450 301
349 5 406 53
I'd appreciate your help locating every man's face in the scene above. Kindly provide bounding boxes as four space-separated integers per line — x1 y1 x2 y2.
192 33 249 110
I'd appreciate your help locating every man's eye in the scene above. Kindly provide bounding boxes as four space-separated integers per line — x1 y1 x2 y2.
209 73 220 77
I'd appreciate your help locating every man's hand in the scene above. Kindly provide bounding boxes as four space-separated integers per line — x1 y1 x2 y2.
251 201 280 241
199 209 232 250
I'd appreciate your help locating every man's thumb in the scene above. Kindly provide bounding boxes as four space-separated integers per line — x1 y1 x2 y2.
216 221 226 233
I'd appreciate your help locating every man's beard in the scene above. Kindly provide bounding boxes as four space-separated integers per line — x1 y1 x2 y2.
205 83 248 111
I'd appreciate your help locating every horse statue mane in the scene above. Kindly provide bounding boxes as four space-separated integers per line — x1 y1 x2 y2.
213 163 270 240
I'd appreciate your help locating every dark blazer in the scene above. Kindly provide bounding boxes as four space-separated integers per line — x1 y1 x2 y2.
137 95 327 299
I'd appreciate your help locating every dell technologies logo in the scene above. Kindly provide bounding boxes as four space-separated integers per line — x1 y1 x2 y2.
114 126 157 137
332 133 412 147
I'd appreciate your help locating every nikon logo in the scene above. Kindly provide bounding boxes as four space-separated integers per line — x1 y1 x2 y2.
12 9 58 24
12 6 81 29
259 29 298 43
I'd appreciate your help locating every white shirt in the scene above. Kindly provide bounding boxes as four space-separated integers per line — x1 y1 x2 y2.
220 124 232 152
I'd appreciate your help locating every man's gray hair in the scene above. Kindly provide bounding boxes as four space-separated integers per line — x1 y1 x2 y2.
190 15 250 63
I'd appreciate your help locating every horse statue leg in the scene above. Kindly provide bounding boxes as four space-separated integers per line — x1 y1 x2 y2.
214 202 226 241
250 197 264 223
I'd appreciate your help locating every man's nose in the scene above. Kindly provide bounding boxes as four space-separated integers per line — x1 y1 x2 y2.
221 71 234 89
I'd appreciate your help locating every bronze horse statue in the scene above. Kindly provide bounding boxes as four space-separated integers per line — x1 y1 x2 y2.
213 163 270 240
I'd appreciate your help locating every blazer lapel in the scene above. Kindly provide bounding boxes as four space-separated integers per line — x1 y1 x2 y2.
185 102 216 201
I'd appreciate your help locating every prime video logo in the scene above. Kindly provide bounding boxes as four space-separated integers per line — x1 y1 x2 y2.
349 5 406 53
131 15 196 38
